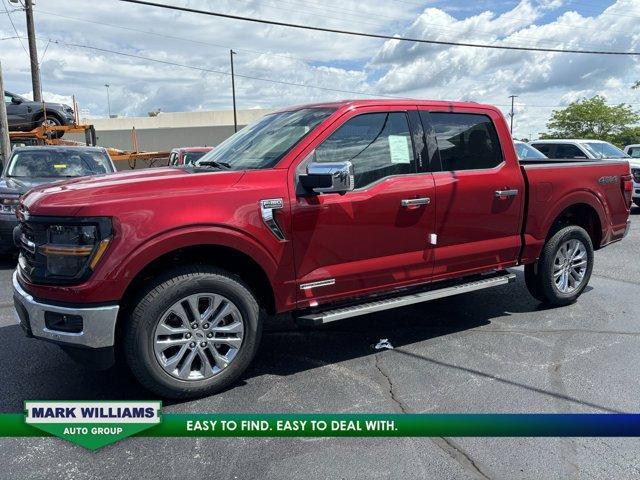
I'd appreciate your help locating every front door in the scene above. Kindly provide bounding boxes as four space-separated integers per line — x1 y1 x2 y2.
291 107 436 307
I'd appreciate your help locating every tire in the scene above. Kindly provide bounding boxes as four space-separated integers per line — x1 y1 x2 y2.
633 199 640 208
38 114 64 138
124 265 262 399
524 225 594 306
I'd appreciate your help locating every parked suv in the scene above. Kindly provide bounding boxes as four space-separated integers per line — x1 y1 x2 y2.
12 100 632 398
4 91 75 132
0 146 116 254
529 140 639 206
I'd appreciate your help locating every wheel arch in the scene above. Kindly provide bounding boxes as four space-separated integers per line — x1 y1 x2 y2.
546 202 603 249
114 228 282 318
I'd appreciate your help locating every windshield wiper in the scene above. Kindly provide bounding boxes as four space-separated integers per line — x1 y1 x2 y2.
197 160 231 170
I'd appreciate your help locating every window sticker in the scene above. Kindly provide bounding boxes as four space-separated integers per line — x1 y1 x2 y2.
388 135 411 164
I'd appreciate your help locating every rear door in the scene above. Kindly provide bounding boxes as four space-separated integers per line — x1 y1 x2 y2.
419 108 524 280
291 106 436 306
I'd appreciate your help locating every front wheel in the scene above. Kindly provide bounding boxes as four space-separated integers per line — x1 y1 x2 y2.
124 266 262 399
525 225 594 306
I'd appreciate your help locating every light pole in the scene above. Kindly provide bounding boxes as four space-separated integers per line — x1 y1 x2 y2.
230 50 237 133
104 84 111 117
508 95 518 135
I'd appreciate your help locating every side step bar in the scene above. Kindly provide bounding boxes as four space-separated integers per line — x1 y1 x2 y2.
296 271 516 326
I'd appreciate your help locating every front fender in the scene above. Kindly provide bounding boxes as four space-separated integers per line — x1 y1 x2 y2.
110 225 281 289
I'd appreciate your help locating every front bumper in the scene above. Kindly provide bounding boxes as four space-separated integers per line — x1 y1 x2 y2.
12 271 119 348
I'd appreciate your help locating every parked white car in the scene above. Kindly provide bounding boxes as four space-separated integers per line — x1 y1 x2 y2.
624 145 640 207
530 139 640 207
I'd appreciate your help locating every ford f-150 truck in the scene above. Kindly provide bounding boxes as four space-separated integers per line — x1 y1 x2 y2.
12 100 632 399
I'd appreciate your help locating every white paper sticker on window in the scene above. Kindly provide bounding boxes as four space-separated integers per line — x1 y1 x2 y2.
388 135 411 164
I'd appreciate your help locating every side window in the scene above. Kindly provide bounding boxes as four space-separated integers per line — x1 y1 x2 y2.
555 144 586 159
314 112 415 189
4 93 12 104
531 144 553 157
429 113 503 171
629 147 640 158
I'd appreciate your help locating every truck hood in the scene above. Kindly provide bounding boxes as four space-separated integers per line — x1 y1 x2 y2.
0 176 55 196
20 167 245 216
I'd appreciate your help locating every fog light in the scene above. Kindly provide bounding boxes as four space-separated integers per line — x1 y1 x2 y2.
44 311 83 333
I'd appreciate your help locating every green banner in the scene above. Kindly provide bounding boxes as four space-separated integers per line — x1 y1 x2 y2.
2 411 640 450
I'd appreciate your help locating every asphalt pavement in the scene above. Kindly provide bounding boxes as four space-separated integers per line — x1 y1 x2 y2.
2 210 640 479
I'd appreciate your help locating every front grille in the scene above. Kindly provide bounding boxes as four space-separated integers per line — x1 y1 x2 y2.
18 220 47 283
632 168 640 183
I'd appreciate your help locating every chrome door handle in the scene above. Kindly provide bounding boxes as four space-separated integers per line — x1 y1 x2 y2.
401 197 430 207
494 189 518 198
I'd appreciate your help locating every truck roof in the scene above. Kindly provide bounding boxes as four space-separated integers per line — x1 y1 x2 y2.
274 99 500 113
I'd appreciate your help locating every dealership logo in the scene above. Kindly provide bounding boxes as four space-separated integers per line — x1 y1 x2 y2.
25 401 161 450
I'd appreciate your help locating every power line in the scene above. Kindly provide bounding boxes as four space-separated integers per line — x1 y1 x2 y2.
5 35 639 111
118 0 640 55
1 0 28 56
39 37 406 99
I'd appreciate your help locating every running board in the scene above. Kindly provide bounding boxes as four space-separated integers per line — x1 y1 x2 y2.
296 271 516 326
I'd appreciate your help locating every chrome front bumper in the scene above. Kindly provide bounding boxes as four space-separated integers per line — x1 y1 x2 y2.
12 271 119 348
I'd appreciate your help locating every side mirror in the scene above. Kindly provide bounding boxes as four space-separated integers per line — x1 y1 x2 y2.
300 161 354 194
11 97 22 105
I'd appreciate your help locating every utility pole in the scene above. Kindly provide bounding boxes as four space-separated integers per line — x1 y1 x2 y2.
0 61 11 167
508 95 518 135
105 84 111 117
230 50 237 133
24 0 42 102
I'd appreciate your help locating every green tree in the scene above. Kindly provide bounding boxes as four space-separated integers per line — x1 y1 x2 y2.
540 96 639 146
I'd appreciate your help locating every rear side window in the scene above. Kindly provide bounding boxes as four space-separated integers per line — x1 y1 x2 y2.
314 112 415 189
531 144 553 157
554 144 586 159
428 113 503 171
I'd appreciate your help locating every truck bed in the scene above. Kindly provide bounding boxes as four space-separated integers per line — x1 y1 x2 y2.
519 159 631 263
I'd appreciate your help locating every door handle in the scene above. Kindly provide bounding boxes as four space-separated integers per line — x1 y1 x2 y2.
494 189 518 198
401 197 430 207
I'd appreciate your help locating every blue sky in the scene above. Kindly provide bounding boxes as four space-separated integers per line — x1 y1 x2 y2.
1 0 639 138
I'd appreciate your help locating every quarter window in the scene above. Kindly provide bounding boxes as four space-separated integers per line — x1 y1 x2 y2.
314 112 415 188
428 113 503 171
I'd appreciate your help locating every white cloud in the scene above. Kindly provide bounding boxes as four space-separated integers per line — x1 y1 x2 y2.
0 0 639 138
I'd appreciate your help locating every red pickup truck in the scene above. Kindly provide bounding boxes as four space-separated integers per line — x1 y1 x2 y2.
12 100 632 398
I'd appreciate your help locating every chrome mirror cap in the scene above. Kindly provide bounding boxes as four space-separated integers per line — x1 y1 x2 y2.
301 161 355 194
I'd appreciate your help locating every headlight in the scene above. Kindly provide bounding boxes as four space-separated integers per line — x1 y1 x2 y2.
18 218 113 283
40 224 111 277
0 196 19 215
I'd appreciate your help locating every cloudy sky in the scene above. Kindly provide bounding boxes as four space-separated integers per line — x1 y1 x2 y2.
1 0 640 138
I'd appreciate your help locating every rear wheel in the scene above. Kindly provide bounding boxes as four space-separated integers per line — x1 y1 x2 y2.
124 266 262 399
524 225 594 306
38 114 64 138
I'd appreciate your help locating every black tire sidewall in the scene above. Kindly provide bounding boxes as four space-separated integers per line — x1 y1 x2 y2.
539 226 594 304
125 268 261 398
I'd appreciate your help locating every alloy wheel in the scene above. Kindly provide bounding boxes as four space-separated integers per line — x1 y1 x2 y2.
153 293 244 380
553 239 587 294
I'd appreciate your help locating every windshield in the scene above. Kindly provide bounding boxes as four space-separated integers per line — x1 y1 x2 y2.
6 150 113 178
515 142 547 159
183 151 208 165
582 142 629 159
196 108 335 170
